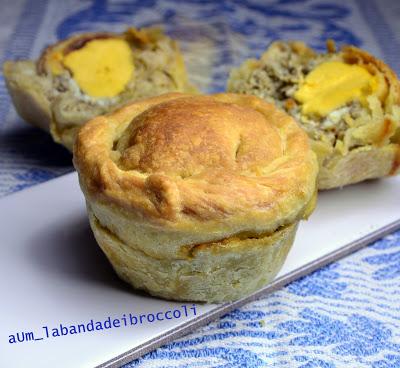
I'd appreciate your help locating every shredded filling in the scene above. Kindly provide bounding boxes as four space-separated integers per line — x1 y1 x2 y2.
228 43 394 152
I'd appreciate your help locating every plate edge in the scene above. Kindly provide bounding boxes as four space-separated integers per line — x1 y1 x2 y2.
96 218 400 368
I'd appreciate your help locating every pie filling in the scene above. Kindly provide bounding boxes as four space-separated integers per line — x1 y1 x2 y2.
52 38 135 98
229 44 392 149
294 61 378 117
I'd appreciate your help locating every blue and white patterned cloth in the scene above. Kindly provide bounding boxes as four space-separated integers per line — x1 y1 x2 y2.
1 1 399 367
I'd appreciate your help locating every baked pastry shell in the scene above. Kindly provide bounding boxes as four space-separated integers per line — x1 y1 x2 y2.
227 42 400 189
3 27 196 151
87 198 298 303
73 92 318 302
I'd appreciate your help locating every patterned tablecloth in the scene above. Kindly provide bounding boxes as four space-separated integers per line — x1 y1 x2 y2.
1 1 399 367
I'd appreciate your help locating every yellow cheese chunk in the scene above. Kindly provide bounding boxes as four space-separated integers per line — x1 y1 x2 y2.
294 61 378 116
63 38 134 98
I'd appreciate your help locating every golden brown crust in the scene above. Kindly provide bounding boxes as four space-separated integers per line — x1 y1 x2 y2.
74 93 318 233
74 92 318 302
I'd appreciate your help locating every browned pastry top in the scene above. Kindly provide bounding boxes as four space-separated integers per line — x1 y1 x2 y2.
74 93 318 232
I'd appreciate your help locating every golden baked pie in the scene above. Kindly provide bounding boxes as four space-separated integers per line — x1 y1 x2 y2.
3 27 196 151
73 92 318 302
228 41 400 189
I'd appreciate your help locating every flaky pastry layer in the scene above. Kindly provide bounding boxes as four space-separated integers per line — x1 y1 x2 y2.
74 92 317 302
74 93 318 235
88 204 298 303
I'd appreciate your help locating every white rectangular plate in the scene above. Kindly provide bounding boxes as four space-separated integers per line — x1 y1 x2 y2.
1 173 399 368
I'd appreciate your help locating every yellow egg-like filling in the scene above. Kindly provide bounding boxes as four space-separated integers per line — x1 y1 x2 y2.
294 61 378 116
62 38 134 98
